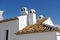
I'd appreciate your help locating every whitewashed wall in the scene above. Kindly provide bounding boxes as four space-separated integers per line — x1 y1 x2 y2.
0 15 28 40
16 32 57 40
0 20 19 40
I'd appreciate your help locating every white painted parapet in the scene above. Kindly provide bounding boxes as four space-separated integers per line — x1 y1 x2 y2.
16 32 57 40
38 15 44 19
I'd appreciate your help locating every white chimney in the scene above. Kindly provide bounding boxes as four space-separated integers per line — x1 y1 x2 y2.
18 7 28 30
21 7 28 16
29 9 36 25
0 10 4 20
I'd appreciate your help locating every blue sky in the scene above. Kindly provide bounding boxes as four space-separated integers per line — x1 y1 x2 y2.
0 0 60 25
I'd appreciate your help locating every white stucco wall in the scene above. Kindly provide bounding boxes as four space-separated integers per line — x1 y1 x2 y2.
18 15 27 30
0 15 28 40
16 32 57 40
0 20 19 40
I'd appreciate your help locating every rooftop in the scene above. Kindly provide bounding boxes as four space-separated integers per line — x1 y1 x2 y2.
16 18 60 35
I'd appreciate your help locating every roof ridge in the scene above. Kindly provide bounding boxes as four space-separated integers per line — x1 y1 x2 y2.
0 17 18 23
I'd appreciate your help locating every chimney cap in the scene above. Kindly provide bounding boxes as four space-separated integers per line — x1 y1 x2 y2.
38 15 44 18
29 9 35 13
21 7 28 11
